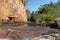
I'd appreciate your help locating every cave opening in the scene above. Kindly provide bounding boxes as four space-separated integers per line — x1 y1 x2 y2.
8 17 15 22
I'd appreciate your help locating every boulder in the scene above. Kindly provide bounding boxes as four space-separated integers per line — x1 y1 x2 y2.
54 17 60 28
50 20 58 28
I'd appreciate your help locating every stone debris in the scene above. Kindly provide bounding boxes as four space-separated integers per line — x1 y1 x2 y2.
0 26 59 40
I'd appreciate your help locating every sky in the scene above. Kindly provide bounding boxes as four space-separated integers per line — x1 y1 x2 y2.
26 0 58 12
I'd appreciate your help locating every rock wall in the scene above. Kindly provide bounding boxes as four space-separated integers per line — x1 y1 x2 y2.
0 0 27 22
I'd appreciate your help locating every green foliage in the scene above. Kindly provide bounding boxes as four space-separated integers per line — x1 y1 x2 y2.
32 13 56 23
26 9 31 21
39 14 56 21
26 1 60 23
30 11 36 22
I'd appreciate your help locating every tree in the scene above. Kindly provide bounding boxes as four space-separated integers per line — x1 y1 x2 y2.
49 1 54 7
26 1 60 23
57 0 60 5
30 11 36 22
26 9 31 21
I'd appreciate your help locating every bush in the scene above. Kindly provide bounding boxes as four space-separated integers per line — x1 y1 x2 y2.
40 14 56 21
35 13 56 23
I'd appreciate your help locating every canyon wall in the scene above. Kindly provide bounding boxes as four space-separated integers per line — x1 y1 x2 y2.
0 0 27 22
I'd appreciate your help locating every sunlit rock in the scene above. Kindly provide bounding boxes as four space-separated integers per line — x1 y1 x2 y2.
54 17 60 28
0 38 13 40
0 0 27 22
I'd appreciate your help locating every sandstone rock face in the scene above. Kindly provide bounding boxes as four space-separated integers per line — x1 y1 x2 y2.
0 0 27 22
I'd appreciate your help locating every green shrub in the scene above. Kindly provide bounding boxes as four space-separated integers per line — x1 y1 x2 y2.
40 14 56 21
35 13 56 23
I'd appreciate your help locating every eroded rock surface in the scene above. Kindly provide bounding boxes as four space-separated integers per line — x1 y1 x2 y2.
0 26 59 40
0 0 27 22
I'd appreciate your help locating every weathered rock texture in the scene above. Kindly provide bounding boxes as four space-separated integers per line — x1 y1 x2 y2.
0 26 59 40
0 0 27 22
